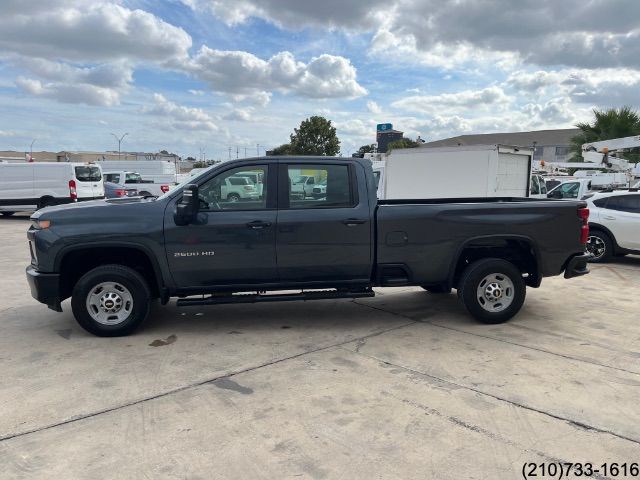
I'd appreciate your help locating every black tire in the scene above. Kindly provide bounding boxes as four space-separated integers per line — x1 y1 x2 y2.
421 285 451 294
586 230 612 263
1 211 15 217
71 265 151 337
227 193 241 202
458 258 526 324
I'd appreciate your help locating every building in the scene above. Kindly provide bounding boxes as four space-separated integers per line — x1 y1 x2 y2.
419 128 580 163
376 129 404 154
0 150 180 163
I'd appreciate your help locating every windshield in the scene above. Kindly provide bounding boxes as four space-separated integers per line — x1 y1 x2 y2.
75 166 102 182
293 176 308 184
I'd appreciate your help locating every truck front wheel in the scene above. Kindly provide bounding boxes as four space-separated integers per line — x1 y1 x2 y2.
71 265 151 337
458 258 526 324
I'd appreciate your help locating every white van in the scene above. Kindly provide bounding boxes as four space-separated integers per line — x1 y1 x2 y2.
0 162 104 216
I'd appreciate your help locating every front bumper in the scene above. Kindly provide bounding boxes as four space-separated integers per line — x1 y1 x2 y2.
564 253 590 279
26 265 63 312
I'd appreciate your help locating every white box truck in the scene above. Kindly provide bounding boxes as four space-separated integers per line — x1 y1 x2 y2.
376 145 533 200
0 162 104 216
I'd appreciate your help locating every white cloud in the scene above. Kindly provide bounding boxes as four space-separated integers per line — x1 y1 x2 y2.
183 0 387 30
15 76 120 107
188 0 640 71
223 108 254 122
392 86 511 114
183 48 367 99
0 1 191 63
366 100 382 114
188 89 205 96
143 94 218 132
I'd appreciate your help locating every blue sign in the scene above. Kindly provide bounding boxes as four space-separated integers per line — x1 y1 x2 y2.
377 123 393 132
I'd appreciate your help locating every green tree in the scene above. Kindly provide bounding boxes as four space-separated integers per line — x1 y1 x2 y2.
570 106 640 163
268 143 293 156
357 144 376 155
289 116 340 156
192 160 208 168
387 137 420 152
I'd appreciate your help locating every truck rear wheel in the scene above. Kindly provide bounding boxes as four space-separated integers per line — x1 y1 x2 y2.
458 258 525 324
71 265 151 337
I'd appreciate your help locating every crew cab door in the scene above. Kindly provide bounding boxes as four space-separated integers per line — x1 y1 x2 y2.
164 164 277 288
276 162 372 284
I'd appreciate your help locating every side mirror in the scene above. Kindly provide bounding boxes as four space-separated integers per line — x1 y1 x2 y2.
174 184 199 225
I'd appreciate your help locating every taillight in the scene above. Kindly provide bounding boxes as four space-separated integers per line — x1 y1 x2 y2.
160 185 169 193
244 185 254 191
115 189 127 197
578 207 589 244
69 180 77 200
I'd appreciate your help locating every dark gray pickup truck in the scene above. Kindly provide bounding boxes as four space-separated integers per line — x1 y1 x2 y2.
26 157 590 336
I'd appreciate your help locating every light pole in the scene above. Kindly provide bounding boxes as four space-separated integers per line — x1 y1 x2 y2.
30 139 36 161
110 132 129 160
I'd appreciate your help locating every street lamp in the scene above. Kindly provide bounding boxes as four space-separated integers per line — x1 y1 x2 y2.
110 132 129 160
30 139 36 161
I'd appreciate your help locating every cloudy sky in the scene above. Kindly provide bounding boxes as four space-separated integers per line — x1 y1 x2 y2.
1 0 638 158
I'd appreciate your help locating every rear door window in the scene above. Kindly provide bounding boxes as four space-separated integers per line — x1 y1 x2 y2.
75 166 102 182
286 164 355 208
605 195 640 213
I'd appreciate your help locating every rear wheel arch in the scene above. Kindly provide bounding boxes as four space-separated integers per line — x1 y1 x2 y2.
449 235 540 289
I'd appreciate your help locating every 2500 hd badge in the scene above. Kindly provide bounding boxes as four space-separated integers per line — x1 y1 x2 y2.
174 251 215 257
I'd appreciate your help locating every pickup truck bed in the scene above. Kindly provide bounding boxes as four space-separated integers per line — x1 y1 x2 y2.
27 157 590 336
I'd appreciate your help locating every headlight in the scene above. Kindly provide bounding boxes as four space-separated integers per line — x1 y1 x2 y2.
31 219 51 229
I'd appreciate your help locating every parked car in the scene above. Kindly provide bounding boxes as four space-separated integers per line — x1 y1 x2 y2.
547 179 593 200
103 171 169 197
219 175 260 202
290 175 317 197
311 180 327 199
0 162 104 216
103 181 138 199
26 157 590 337
585 190 640 262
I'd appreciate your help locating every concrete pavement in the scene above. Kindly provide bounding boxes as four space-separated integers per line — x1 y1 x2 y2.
1 215 639 479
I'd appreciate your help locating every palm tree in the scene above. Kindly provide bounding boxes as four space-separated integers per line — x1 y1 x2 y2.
570 106 640 163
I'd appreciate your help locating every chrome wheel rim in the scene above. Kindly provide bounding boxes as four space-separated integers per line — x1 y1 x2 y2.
586 235 605 259
86 282 133 325
476 273 514 313
228 195 240 202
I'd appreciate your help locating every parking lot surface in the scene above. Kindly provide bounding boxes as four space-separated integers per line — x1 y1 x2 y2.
1 214 639 479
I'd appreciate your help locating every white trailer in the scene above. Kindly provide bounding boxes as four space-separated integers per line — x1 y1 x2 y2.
378 145 533 200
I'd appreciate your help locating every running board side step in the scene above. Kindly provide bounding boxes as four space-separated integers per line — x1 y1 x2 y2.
176 289 375 307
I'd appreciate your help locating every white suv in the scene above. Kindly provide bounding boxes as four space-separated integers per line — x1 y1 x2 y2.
585 190 640 262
